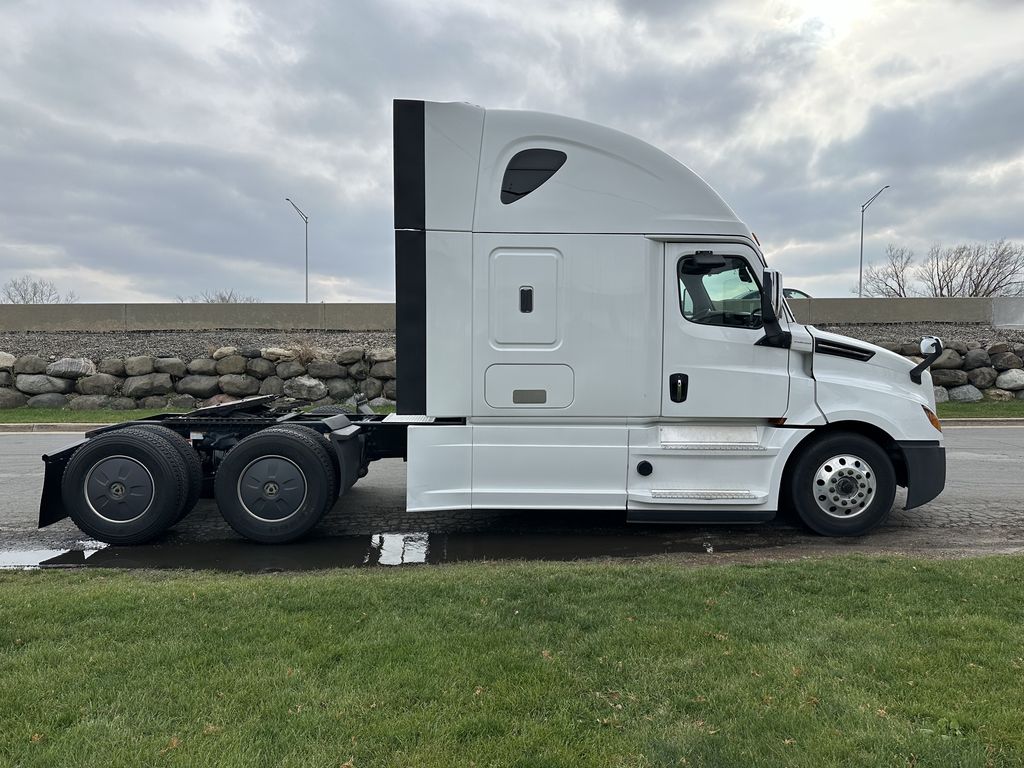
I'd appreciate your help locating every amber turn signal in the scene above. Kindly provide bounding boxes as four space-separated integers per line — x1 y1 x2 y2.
923 406 942 432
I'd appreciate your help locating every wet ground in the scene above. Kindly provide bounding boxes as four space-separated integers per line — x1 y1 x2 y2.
2 428 1024 571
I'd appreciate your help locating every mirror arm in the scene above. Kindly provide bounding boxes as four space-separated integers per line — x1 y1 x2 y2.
756 271 791 349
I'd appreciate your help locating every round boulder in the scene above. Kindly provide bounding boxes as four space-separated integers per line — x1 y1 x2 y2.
122 373 174 398
139 396 169 409
335 347 365 365
367 348 396 365
187 358 219 375
27 393 68 408
967 367 998 389
326 378 354 400
261 347 296 362
14 355 47 374
0 351 15 371
369 360 397 380
986 341 1010 354
259 376 284 396
212 346 238 360
348 360 369 380
945 339 968 354
306 359 345 379
16 374 75 395
77 373 121 396
97 357 126 376
282 375 327 401
961 348 991 371
245 357 277 379
929 349 963 370
219 374 261 397
947 384 983 403
995 369 1024 391
383 379 397 400
0 388 28 409
991 352 1023 371
124 356 155 376
108 397 138 410
276 360 306 379
45 358 95 379
153 357 187 377
215 355 248 375
176 375 221 398
359 377 383 399
983 388 1015 402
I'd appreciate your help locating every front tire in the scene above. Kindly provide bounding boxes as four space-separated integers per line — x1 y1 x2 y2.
786 432 896 536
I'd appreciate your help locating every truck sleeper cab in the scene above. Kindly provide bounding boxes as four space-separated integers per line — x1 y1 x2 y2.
37 99 946 545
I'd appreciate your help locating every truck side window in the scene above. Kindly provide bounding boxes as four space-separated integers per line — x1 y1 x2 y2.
501 149 567 204
678 255 763 329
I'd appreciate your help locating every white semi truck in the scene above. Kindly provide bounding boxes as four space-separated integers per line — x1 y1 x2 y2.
39 99 946 545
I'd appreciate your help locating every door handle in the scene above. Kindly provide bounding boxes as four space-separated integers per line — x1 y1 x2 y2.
669 373 688 403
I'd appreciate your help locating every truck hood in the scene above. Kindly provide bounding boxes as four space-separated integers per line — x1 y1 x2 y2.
808 328 916 376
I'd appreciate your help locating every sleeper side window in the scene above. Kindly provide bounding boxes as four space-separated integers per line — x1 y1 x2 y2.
501 149 567 204
678 255 763 329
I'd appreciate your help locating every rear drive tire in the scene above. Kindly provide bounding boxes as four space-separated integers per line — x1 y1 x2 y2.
133 425 203 521
61 427 190 544
214 427 337 543
265 424 341 505
787 432 896 536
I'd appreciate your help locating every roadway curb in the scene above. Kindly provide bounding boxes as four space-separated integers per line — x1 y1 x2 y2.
941 418 1024 427
0 423 106 433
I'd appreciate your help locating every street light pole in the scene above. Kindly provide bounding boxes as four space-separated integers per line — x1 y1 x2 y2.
285 198 309 303
858 184 890 298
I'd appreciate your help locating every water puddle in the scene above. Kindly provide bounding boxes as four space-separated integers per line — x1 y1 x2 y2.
0 531 750 572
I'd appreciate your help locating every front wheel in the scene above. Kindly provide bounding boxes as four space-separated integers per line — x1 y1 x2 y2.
786 432 896 536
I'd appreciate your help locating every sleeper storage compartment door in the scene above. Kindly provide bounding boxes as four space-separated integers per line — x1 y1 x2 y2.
484 364 574 408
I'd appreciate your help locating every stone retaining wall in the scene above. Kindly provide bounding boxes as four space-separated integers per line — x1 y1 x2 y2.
0 345 396 411
875 339 1024 403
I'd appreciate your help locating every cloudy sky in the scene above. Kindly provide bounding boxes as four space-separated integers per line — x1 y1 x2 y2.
1 0 1022 302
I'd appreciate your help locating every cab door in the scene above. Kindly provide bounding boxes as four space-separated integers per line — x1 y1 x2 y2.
661 243 790 418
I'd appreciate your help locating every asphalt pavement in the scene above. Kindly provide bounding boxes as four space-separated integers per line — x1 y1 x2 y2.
2 427 1023 568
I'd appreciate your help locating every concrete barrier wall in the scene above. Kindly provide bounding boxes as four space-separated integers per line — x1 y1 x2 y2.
0 303 397 332
787 298 995 325
2 298 1023 332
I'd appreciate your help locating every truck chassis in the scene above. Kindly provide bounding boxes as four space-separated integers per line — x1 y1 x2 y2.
39 396 423 545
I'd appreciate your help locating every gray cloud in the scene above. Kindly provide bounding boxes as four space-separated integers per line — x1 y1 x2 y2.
0 0 1021 300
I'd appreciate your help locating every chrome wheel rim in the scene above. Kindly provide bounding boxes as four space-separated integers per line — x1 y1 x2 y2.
813 454 876 519
84 455 155 523
237 455 307 522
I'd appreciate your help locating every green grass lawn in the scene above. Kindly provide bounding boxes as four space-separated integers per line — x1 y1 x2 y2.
1 556 1023 767
938 400 1024 419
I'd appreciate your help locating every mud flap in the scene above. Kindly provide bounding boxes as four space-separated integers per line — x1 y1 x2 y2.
38 439 87 527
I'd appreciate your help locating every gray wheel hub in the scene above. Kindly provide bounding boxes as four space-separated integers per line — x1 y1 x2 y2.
84 455 155 523
237 455 307 522
813 454 876 519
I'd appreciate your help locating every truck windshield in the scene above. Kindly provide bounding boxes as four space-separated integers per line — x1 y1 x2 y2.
678 255 763 329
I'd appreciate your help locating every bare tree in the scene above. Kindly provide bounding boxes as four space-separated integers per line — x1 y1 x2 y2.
860 244 916 297
0 275 77 304
176 289 262 303
916 240 1024 297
